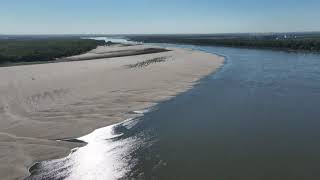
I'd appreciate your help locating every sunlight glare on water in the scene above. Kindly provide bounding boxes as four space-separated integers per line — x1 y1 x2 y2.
28 117 144 180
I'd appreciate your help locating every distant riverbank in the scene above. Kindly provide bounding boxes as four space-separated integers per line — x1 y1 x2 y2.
0 39 106 66
128 34 320 52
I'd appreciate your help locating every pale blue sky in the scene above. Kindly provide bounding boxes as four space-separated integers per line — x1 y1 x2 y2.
1 0 320 34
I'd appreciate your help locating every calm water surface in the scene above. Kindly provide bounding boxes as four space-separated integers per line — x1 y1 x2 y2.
29 45 320 180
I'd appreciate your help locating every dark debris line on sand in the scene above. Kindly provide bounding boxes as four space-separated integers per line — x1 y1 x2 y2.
126 56 171 69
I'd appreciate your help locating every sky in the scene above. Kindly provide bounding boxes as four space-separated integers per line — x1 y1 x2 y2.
1 0 320 34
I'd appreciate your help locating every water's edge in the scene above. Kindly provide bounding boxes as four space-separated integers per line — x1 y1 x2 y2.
26 48 226 179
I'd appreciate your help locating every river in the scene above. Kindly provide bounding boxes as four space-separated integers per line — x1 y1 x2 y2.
28 44 320 180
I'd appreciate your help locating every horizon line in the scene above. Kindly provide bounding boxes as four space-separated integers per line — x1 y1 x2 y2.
1 31 320 36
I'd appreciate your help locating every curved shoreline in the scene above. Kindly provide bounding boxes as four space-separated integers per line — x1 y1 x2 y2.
0 44 224 179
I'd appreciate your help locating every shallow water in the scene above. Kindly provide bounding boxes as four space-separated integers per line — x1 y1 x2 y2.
28 45 320 180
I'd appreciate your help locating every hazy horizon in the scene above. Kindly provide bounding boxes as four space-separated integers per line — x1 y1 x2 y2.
1 0 320 34
1 31 320 36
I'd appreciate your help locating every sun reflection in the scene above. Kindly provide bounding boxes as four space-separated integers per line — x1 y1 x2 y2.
28 112 148 180
65 120 140 180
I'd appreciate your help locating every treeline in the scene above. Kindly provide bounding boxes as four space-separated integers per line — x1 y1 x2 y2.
0 39 106 65
128 36 320 52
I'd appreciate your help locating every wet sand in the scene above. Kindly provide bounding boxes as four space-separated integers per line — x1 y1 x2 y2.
0 44 224 179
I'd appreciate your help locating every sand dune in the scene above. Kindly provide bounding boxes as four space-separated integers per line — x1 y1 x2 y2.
0 45 224 179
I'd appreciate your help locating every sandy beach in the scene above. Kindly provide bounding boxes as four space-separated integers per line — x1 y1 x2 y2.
0 44 224 180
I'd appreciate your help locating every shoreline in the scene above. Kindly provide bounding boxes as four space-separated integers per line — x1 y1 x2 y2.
127 36 320 53
28 59 227 179
0 44 224 179
0 45 168 67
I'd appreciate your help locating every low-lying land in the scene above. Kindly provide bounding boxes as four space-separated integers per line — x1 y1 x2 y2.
0 44 224 180
128 33 320 52
62 47 169 61
0 39 106 65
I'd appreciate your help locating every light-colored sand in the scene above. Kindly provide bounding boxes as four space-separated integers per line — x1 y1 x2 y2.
0 45 224 180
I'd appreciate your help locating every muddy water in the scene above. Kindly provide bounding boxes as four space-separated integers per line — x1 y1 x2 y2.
28 45 320 180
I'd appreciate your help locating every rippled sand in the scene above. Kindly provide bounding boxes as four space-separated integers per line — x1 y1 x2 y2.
0 44 224 179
